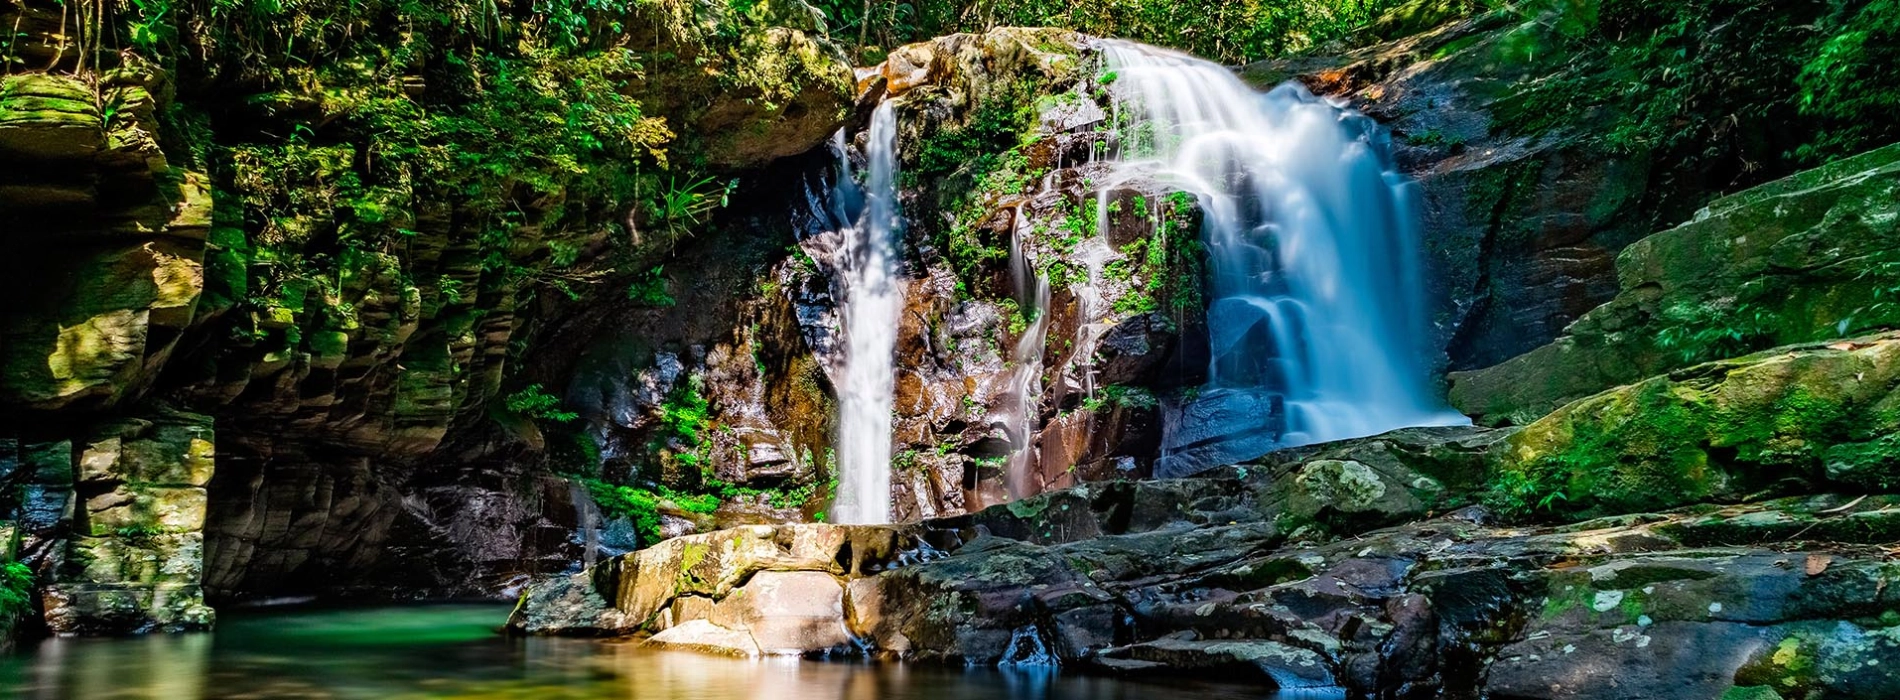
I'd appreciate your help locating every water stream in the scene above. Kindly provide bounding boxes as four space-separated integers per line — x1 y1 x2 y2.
831 102 904 525
1098 41 1469 477
1000 206 1053 500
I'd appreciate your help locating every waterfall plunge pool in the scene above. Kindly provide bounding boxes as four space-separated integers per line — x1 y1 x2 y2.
0 604 1338 699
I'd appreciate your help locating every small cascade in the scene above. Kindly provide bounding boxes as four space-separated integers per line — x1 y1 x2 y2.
998 624 1060 667
832 102 905 525
1099 41 1468 475
1000 206 1053 500
1062 190 1119 400
569 481 601 569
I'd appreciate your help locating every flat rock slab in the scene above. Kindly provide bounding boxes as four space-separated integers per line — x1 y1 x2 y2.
645 619 762 657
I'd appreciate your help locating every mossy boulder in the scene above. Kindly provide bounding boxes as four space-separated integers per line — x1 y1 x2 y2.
1452 141 1900 425
1487 332 1900 521
620 0 853 169
0 74 102 161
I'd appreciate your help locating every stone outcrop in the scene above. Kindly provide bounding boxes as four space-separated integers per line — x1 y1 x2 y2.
0 70 211 415
1486 331 1900 521
42 407 218 634
628 0 853 169
1451 142 1900 424
513 472 1900 699
0 0 856 635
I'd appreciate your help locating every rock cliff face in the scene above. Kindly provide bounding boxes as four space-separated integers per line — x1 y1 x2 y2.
550 28 1207 529
0 0 854 635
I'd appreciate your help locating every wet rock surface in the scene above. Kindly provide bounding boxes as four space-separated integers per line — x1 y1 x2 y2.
514 468 1900 699
552 27 1208 526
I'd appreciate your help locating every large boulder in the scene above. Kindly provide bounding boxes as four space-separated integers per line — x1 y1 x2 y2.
1245 426 1512 536
1487 332 1900 521
1451 142 1900 424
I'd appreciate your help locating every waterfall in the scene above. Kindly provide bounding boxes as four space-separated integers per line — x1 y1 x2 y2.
570 481 601 569
1099 41 1468 477
1001 207 1052 500
831 102 904 524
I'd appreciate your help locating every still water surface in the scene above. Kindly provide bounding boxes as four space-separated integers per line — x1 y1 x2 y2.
0 604 1303 699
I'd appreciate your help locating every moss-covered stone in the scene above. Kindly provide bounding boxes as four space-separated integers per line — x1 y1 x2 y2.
1 239 206 412
1487 332 1900 521
0 74 103 160
38 405 216 635
1452 142 1900 425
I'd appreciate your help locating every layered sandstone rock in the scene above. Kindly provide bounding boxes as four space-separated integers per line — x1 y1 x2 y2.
0 0 857 636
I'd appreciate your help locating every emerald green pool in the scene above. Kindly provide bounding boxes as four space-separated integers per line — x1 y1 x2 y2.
0 604 1289 699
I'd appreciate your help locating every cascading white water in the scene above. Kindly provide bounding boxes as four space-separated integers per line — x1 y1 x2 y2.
1098 41 1468 477
831 102 904 524
570 481 601 568
1001 207 1052 500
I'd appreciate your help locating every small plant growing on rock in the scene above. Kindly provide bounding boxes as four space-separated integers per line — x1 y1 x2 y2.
626 266 676 307
0 561 30 630
505 384 578 423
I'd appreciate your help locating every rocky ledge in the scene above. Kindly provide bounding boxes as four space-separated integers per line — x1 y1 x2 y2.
511 428 1900 699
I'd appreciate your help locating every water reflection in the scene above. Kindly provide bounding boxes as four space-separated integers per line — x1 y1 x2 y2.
0 604 1308 699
